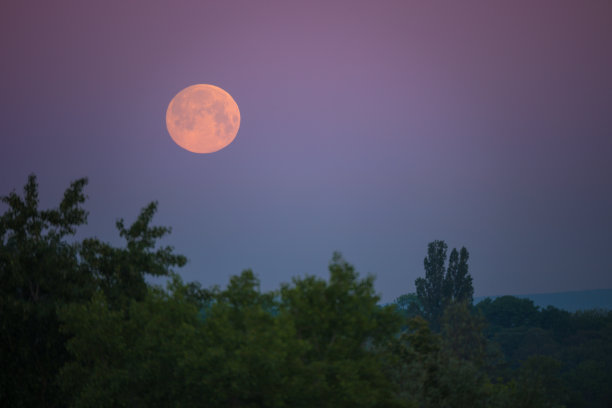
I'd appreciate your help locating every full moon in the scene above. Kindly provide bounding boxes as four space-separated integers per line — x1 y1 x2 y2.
166 84 240 153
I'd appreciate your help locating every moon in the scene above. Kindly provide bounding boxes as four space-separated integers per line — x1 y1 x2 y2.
166 84 240 153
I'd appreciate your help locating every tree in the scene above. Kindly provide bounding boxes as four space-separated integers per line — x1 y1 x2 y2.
415 240 448 325
394 293 422 320
0 174 92 407
78 201 187 309
476 296 540 329
441 302 488 366
193 270 301 408
59 254 407 408
59 278 204 407
511 355 566 408
444 247 473 305
415 240 474 328
278 252 405 407
0 175 187 407
387 317 497 408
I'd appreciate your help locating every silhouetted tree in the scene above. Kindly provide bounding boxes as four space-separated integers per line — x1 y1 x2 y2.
415 240 474 328
444 247 473 305
78 201 186 310
0 174 91 407
415 240 448 326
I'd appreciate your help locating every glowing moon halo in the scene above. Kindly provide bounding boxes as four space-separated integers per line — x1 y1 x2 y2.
166 84 240 153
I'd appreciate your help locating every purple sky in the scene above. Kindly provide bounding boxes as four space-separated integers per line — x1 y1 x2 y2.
1 0 611 301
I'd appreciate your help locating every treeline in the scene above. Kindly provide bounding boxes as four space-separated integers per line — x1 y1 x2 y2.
395 241 612 407
1 176 610 407
476 296 612 406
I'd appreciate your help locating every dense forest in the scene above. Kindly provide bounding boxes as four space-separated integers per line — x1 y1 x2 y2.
1 176 611 407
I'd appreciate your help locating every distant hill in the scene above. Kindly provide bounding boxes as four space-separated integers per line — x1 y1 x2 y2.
475 289 612 312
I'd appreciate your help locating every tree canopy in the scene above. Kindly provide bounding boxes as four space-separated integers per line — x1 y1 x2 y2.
2 176 610 407
0 175 186 406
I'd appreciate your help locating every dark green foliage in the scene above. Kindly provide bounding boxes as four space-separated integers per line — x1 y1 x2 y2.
58 255 406 407
538 306 571 339
444 247 473 305
0 175 186 407
441 302 488 366
477 296 540 329
2 177 610 407
415 240 448 325
79 201 186 309
386 317 498 408
475 297 612 407
0 175 91 407
278 253 404 407
415 240 474 328
513 356 566 408
59 277 206 408
193 269 297 408
393 292 422 320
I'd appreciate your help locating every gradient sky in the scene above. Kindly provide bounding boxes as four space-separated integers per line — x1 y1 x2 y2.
1 0 611 302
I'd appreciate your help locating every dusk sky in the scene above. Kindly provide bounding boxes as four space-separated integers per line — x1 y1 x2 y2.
1 0 611 302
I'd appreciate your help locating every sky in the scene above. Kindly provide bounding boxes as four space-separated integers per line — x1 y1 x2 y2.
1 0 611 302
